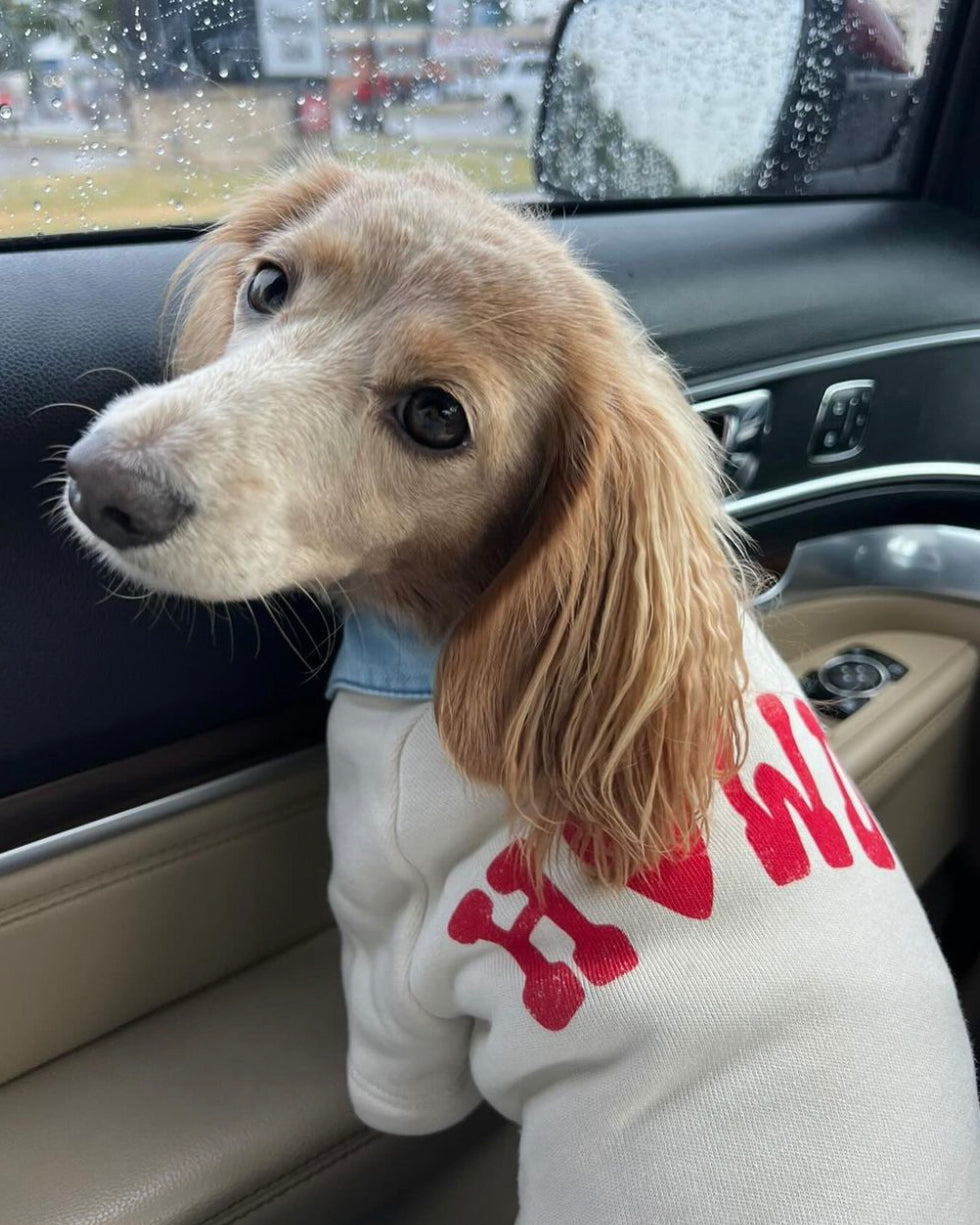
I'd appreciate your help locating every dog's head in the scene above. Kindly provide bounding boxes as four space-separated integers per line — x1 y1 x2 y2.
64 160 749 881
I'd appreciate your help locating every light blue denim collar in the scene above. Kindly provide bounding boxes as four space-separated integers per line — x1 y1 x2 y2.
326 610 442 702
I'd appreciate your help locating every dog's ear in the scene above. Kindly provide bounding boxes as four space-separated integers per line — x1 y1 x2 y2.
166 159 351 376
436 327 750 885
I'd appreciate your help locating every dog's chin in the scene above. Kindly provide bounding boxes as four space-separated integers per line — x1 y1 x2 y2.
64 502 286 605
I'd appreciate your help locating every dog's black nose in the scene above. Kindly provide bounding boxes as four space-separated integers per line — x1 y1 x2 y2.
66 434 191 550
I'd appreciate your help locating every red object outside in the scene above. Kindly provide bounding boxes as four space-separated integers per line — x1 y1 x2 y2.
296 91 331 136
845 0 912 72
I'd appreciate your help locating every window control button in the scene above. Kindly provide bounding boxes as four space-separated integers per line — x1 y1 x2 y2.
822 659 886 694
843 645 908 681
818 653 889 697
803 644 905 721
812 425 849 456
809 380 874 463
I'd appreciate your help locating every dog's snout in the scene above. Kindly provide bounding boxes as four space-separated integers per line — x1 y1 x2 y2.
65 434 191 550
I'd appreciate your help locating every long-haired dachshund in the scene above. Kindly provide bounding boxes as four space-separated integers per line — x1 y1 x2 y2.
64 161 980 1224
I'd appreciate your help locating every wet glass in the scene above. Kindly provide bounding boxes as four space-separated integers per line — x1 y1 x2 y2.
0 0 952 237
538 0 950 200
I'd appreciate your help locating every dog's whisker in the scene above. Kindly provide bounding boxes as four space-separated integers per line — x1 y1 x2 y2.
158 596 183 633
186 599 199 646
274 591 325 658
242 599 263 659
130 591 153 620
222 601 237 662
30 400 99 418
286 592 337 678
453 305 541 337
205 600 218 646
97 575 152 604
294 583 341 670
76 366 141 389
261 594 302 653
143 592 168 630
259 594 319 674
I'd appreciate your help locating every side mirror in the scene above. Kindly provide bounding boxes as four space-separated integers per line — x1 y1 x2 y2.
535 0 917 201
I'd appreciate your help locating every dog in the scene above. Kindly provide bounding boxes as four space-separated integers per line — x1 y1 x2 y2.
63 161 980 1223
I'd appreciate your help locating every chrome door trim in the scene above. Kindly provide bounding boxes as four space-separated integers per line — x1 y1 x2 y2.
0 747 324 881
756 524 980 611
694 388 772 451
689 326 980 399
729 461 980 519
695 388 773 494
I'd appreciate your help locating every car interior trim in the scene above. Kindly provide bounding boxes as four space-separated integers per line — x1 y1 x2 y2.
730 462 980 519
756 523 980 611
0 747 322 881
689 327 980 399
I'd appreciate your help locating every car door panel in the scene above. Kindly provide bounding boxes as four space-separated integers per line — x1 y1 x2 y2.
561 200 980 380
0 750 326 1086
764 600 980 887
0 923 509 1225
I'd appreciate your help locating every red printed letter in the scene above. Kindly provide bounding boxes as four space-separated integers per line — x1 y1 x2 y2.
795 699 895 870
448 843 638 1031
723 694 854 884
562 826 714 920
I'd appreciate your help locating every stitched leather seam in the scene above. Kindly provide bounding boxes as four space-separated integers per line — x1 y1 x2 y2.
197 1130 378 1225
0 802 313 930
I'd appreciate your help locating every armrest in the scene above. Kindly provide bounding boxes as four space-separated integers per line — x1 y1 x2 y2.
0 931 505 1225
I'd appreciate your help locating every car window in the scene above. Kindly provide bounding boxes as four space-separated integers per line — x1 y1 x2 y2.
538 0 954 201
0 0 957 238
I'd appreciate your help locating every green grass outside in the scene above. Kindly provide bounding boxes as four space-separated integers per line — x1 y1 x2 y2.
0 143 536 238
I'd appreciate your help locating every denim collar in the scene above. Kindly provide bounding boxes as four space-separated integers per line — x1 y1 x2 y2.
326 610 441 702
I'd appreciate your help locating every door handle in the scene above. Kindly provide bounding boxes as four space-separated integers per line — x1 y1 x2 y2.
695 389 772 492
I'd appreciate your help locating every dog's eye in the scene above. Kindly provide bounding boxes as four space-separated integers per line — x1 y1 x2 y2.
246 264 289 314
395 387 470 451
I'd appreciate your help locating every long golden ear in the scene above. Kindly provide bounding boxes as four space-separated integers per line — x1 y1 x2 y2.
166 159 352 376
436 334 750 886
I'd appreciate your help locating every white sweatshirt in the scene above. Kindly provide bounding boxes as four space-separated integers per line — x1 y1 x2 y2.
326 613 980 1224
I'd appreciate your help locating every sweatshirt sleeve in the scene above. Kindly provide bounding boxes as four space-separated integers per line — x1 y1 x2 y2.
326 692 482 1136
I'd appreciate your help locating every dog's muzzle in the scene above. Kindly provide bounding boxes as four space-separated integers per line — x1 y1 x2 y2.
66 432 193 550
